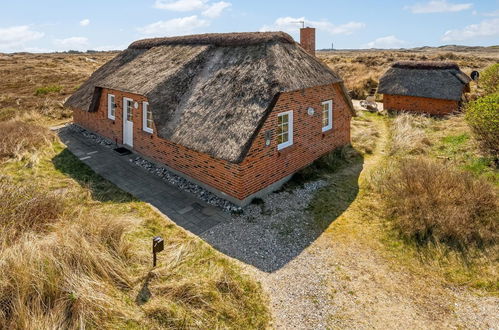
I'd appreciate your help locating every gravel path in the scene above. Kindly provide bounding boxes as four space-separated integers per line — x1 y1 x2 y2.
202 119 499 329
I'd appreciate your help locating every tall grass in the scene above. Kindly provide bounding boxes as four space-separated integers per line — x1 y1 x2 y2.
0 169 269 328
372 157 497 249
351 114 380 154
0 178 132 329
0 177 64 248
0 120 55 162
389 113 432 155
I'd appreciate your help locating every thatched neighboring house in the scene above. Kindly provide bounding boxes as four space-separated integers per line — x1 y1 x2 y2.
378 61 471 115
65 31 355 206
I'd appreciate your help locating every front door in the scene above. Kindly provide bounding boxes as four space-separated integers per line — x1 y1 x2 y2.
123 97 133 147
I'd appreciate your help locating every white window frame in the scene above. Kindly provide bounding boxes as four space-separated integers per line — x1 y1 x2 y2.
277 110 293 150
107 94 116 120
321 100 333 132
142 102 153 134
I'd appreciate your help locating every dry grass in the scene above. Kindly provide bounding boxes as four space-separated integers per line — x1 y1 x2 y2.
351 113 381 154
0 52 116 122
389 113 432 155
318 49 499 99
0 139 269 329
0 177 64 248
373 157 498 248
0 178 132 329
0 120 56 163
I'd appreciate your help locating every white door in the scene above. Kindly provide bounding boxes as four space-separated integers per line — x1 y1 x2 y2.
123 97 133 147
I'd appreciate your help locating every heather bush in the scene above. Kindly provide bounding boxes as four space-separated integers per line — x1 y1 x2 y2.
374 157 498 248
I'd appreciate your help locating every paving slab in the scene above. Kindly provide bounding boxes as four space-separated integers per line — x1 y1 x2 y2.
57 127 229 235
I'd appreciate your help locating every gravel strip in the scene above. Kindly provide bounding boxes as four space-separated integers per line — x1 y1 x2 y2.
201 179 333 329
202 180 327 272
130 156 241 212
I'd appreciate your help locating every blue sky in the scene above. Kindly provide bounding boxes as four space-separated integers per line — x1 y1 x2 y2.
1 0 498 52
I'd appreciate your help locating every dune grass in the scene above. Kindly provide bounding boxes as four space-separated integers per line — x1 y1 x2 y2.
0 138 270 329
368 112 498 292
0 120 56 164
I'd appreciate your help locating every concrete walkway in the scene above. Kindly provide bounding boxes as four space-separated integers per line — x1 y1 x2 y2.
58 127 231 235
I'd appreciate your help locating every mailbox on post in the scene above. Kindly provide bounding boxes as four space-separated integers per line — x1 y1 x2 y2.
152 236 164 267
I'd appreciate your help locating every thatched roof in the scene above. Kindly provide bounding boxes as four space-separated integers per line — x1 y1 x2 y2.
378 61 471 101
65 32 353 163
129 32 295 48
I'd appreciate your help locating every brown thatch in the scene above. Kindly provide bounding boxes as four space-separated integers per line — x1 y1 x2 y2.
378 61 471 101
129 32 295 49
65 32 354 163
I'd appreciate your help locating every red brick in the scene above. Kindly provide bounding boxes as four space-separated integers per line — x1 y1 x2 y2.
73 83 352 201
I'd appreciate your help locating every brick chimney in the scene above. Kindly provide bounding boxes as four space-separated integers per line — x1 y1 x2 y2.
300 27 316 56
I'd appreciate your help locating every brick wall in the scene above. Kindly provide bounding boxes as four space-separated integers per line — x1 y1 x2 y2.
383 94 458 115
300 27 316 56
73 83 352 202
239 83 352 196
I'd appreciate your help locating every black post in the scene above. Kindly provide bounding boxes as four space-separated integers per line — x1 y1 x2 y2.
152 236 164 268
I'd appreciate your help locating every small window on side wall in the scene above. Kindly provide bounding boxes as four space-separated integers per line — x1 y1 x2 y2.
143 102 153 133
107 94 115 120
321 100 333 132
277 110 293 150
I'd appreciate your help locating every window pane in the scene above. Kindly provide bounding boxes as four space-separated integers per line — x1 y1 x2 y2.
127 101 133 121
282 133 289 143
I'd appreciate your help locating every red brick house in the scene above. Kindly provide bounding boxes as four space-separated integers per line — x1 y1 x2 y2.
65 31 355 206
378 61 471 115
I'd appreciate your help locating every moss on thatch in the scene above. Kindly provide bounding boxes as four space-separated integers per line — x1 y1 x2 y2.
129 32 295 49
378 61 471 101
65 32 354 163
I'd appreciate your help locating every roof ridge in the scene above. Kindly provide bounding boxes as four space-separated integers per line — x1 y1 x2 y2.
392 61 460 70
129 32 295 49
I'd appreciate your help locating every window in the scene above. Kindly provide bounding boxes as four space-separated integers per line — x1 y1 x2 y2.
277 111 293 150
124 98 133 121
143 102 153 133
107 94 115 120
321 100 333 132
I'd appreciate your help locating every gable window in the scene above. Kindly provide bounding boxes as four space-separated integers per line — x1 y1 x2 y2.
277 110 293 150
107 94 116 120
142 102 153 133
321 100 333 132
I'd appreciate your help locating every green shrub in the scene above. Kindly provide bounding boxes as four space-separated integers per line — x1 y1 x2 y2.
34 85 62 96
465 93 499 155
480 63 499 95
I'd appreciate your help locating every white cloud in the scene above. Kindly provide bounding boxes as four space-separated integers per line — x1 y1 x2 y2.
483 10 499 17
406 0 473 13
154 0 207 11
154 0 230 17
53 37 89 50
364 35 408 49
79 19 90 26
137 15 209 35
202 1 231 18
92 44 127 51
0 25 44 51
260 17 365 36
442 18 499 41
